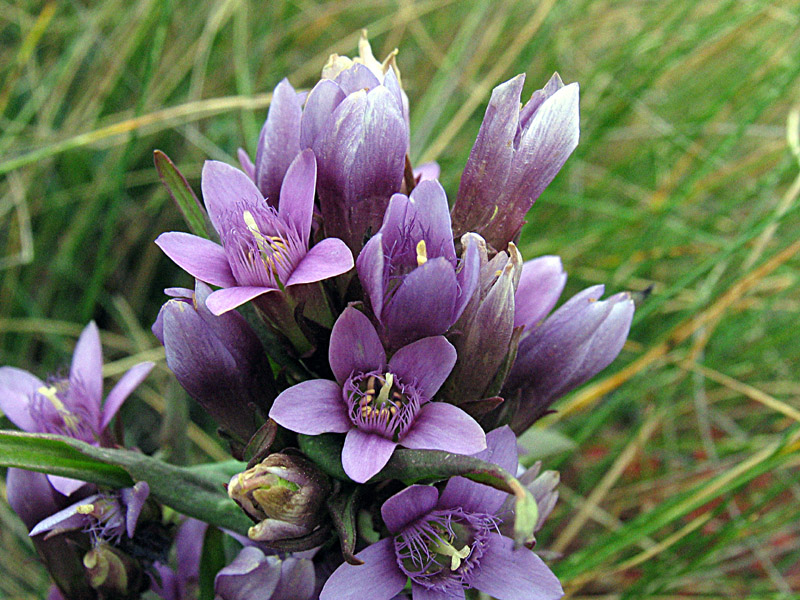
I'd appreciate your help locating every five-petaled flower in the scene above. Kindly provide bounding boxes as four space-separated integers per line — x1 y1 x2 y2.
0 322 154 496
155 149 354 316
269 306 486 482
320 427 563 600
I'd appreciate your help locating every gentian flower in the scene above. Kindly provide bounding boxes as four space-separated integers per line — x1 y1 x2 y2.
155 149 353 317
441 236 522 404
302 34 409 252
152 519 208 600
269 307 486 483
504 258 634 432
30 482 151 544
237 33 409 253
152 281 276 447
451 73 580 251
0 321 154 496
215 546 316 600
320 427 563 600
356 180 481 349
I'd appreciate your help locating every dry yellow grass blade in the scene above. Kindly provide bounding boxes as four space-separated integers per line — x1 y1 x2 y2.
551 408 663 554
548 237 800 422
682 362 800 424
0 93 273 176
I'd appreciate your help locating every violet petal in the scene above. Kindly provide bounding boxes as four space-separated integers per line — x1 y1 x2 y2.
388 336 456 400
285 237 354 287
70 321 103 409
155 232 236 288
278 149 316 247
514 256 567 329
101 362 154 430
470 533 563 600
205 285 276 316
254 78 303 204
400 403 486 454
380 485 439 534
300 79 346 150
0 366 44 431
341 429 397 483
319 537 406 600
201 160 264 234
328 307 385 385
269 379 350 435
383 258 458 346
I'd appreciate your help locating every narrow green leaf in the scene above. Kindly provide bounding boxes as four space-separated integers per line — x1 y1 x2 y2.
0 430 133 488
153 149 213 238
0 430 251 535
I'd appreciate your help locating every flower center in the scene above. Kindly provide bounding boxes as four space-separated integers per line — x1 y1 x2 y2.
393 508 498 592
343 370 420 441
30 379 97 442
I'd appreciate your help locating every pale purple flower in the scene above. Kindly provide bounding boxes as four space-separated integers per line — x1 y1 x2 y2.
302 37 409 252
155 149 353 316
269 307 486 483
356 180 481 349
452 73 580 251
215 546 316 600
320 428 563 600
152 519 208 600
0 322 154 496
237 34 410 253
30 482 151 544
152 281 275 445
504 259 634 431
441 237 522 404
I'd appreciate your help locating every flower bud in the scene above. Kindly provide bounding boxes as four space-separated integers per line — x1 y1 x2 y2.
214 546 316 600
227 454 332 543
153 281 277 445
83 543 148 600
441 236 522 404
452 73 579 251
504 285 634 432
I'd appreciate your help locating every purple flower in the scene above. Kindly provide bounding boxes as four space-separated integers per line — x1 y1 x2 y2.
0 322 154 496
504 260 634 431
269 307 486 483
451 73 580 251
155 149 353 316
215 546 316 600
152 281 276 446
302 35 409 252
441 237 522 404
356 180 481 349
152 519 208 600
30 482 151 544
320 428 563 600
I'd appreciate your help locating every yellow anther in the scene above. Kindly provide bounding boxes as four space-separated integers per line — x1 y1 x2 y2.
416 240 428 267
37 386 80 432
76 503 95 515
376 373 394 405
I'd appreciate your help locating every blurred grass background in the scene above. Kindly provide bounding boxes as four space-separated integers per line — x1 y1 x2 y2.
1 0 799 597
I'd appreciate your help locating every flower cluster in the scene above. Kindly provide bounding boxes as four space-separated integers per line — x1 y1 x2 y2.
1 32 635 600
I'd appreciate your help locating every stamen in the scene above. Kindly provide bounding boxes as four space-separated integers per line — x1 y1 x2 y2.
37 385 80 432
76 503 96 515
416 240 428 266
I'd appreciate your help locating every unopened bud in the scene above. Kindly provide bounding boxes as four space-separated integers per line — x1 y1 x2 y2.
83 543 147 600
228 454 331 542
